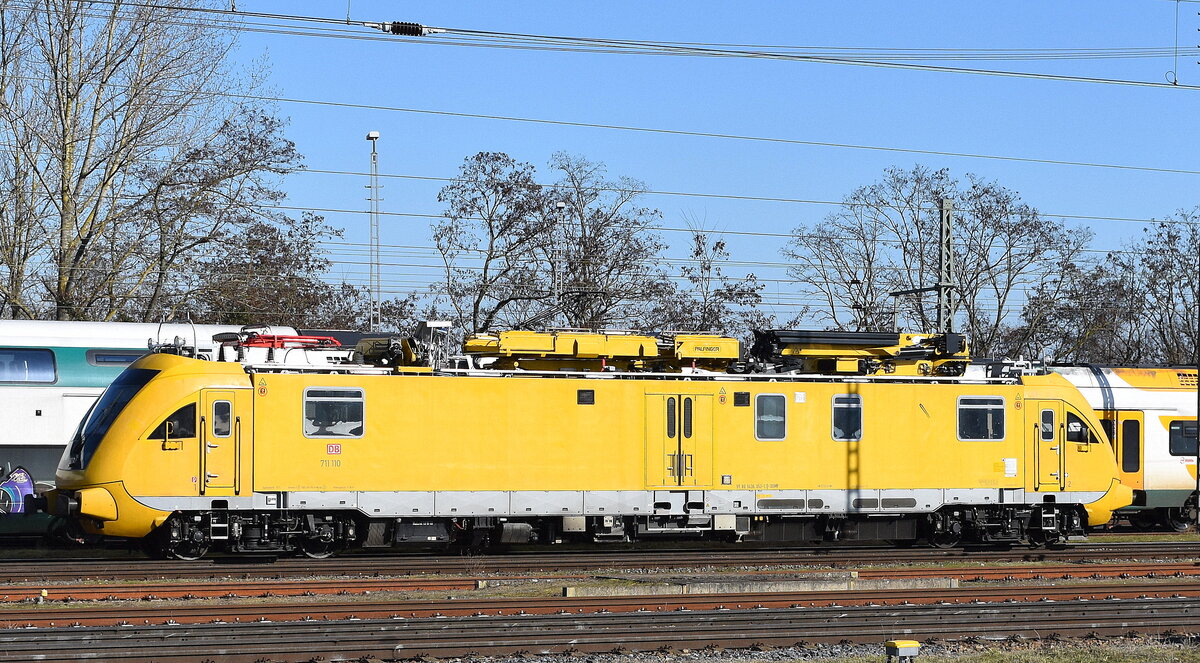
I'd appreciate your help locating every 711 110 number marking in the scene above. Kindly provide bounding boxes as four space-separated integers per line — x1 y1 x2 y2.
322 443 342 467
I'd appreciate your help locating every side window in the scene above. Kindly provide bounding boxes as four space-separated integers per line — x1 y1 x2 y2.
0 348 56 383
958 396 1004 440
832 394 862 441
212 401 232 438
149 403 197 440
304 388 365 438
755 394 786 440
1066 412 1097 443
86 349 145 367
1121 419 1141 472
1169 420 1198 456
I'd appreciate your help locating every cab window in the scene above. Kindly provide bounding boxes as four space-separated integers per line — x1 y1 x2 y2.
149 403 197 440
1169 420 1198 456
1066 412 1098 443
304 388 365 438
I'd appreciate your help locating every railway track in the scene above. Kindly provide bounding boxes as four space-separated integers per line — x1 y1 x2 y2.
3 581 1200 627
3 541 1199 582
3 560 1199 601
1 595 1198 662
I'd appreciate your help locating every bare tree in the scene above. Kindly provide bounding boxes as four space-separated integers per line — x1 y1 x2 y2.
189 212 383 329
1134 214 1199 364
545 152 665 329
433 151 668 333
1011 259 1150 363
782 165 1090 357
646 229 768 338
432 152 550 332
1012 211 1200 364
0 0 300 320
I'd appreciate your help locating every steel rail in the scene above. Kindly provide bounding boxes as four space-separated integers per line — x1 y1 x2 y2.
0 597 1197 662
4 581 1200 628
2 541 1199 582
3 561 1199 602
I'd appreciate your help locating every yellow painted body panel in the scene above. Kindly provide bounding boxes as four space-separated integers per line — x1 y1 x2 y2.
46 480 174 538
464 330 659 359
672 336 740 361
76 486 117 521
53 354 1130 538
240 370 1119 497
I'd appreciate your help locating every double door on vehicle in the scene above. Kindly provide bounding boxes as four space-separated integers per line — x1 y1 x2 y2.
645 394 712 487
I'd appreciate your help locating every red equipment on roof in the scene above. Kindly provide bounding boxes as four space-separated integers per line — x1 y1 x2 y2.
237 334 341 349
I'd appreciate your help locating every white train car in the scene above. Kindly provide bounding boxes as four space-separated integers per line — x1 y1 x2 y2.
1051 365 1198 530
0 321 294 482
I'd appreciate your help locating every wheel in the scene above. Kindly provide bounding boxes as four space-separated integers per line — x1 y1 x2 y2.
298 520 345 558
142 517 209 560
928 531 961 549
1160 507 1196 533
299 537 341 559
168 538 210 561
926 514 962 549
1128 510 1159 531
1027 528 1064 549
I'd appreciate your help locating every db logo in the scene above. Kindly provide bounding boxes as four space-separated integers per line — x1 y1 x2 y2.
326 444 342 455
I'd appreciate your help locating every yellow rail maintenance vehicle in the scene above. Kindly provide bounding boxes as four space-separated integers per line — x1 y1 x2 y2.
45 326 1132 559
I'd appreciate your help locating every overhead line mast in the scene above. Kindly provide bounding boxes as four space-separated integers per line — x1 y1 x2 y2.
366 131 381 332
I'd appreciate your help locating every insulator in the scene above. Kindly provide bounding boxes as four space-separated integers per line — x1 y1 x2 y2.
389 21 424 36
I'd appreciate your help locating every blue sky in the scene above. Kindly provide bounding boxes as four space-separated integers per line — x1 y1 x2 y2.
226 1 1199 321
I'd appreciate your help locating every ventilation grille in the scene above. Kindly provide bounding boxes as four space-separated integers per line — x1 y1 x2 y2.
1178 372 1198 387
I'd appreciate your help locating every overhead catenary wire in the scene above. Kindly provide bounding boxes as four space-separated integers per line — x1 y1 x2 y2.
3 139 1179 224
292 166 1195 226
15 0 1200 90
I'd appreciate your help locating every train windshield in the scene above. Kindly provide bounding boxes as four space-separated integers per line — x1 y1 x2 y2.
62 368 159 470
